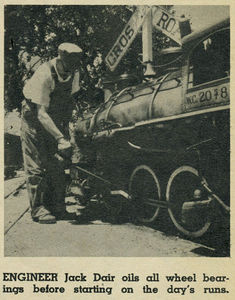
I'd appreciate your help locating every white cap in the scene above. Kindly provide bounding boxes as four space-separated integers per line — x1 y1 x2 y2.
58 43 83 54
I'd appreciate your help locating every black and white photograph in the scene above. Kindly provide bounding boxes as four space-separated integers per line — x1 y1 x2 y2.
4 4 230 257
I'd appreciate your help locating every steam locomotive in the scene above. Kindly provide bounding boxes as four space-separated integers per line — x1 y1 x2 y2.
72 17 229 238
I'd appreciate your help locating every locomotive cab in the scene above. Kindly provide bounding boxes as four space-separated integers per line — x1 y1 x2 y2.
182 19 229 113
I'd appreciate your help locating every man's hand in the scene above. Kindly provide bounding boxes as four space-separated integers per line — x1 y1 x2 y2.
37 105 72 160
57 137 72 159
58 137 71 151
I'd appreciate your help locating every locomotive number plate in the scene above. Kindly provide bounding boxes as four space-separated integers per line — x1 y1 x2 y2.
185 82 229 110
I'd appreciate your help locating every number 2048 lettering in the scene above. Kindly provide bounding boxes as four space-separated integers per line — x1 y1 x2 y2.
199 86 228 102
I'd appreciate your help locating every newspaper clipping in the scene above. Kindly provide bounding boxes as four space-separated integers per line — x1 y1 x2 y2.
1 1 234 299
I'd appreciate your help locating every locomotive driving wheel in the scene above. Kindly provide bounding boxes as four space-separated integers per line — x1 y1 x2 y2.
129 165 161 223
166 165 213 238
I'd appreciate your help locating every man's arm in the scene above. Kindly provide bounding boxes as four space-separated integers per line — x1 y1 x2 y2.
37 105 71 151
37 104 63 140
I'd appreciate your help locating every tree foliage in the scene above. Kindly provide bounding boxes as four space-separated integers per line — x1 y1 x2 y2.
5 5 174 111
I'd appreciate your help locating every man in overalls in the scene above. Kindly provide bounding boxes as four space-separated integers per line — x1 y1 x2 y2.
21 43 83 224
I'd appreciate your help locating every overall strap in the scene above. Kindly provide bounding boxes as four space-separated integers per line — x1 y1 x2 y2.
47 60 58 84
